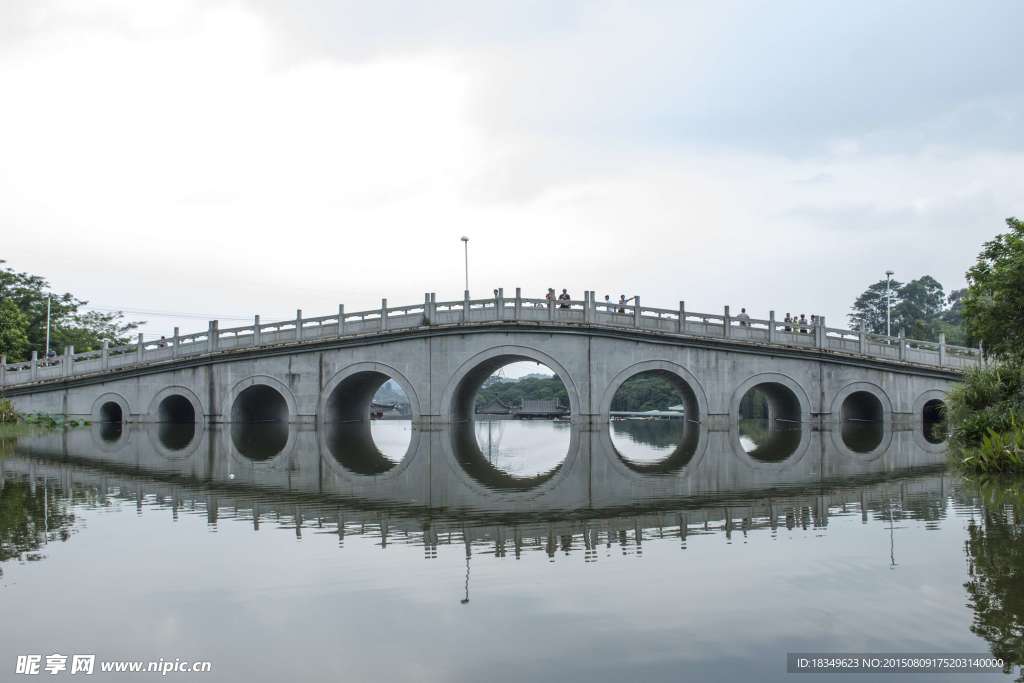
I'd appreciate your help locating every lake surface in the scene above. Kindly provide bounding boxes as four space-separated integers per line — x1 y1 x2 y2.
1 419 1021 682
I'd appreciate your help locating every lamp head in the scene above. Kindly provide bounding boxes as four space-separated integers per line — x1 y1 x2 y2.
460 236 469 243
885 270 894 277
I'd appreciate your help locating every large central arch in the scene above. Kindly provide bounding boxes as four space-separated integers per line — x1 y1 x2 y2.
440 345 582 422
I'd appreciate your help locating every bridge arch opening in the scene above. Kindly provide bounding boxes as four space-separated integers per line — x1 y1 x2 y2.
323 370 412 473
922 398 947 444
451 358 572 485
608 370 700 473
99 401 123 424
230 384 289 460
737 382 802 462
839 390 885 453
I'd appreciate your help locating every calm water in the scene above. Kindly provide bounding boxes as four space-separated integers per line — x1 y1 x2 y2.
1 419 1022 682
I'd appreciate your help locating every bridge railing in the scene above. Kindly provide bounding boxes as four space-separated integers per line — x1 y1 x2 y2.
0 288 985 388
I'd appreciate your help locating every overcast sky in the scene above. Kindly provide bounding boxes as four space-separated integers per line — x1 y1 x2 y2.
1 1 1021 341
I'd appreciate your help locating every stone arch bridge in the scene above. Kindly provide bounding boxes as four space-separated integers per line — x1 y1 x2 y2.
1 290 981 428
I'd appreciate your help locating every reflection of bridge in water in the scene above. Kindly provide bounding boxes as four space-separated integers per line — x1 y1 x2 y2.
3 421 955 556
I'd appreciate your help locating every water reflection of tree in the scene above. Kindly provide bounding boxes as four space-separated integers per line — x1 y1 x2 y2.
611 419 685 448
0 480 76 569
963 480 1024 680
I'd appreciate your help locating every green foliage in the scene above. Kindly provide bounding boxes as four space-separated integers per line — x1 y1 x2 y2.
0 298 29 360
948 361 1024 473
475 375 568 409
963 217 1024 361
609 374 683 412
0 399 16 424
961 478 1024 676
0 260 141 361
848 274 964 342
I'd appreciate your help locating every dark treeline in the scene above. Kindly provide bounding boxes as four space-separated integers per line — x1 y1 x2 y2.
848 274 967 344
475 374 683 412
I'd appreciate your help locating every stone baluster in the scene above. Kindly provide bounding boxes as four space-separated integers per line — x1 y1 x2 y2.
64 345 73 377
102 341 109 369
938 333 946 367
633 296 641 328
859 320 866 355
515 288 522 320
723 305 731 338
296 309 303 340
768 310 776 343
380 300 388 331
0 355 5 387
172 327 180 357
31 350 38 380
496 288 504 321
337 305 345 336
463 290 470 323
678 301 686 333
548 295 555 321
136 333 144 364
208 321 218 352
252 317 261 346
583 291 592 323
423 293 432 325
898 329 906 361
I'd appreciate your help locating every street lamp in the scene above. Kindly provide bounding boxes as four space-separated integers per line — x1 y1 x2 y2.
460 236 469 293
885 270 894 337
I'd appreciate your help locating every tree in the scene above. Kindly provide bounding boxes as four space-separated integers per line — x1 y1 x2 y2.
0 260 140 360
895 275 946 341
0 298 29 360
963 218 1024 360
848 278 904 335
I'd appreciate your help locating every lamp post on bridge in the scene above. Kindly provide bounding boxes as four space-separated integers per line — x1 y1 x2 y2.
885 270 894 337
460 236 470 293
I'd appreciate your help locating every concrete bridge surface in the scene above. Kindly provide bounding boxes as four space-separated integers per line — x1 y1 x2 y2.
0 291 981 428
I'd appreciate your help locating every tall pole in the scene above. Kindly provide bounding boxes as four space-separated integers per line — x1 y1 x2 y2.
885 270 894 337
461 236 469 292
44 294 51 356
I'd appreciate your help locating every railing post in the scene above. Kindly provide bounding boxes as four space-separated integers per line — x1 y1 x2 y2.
816 316 826 349
136 333 144 364
496 288 504 321
423 293 431 325
296 309 303 341
515 288 522 320
0 355 5 387
64 345 73 377
102 341 109 369
380 299 388 331
208 321 218 352
859 320 866 355
723 305 731 338
938 333 946 367
548 296 555 321
337 305 345 336
768 310 775 343
583 291 592 324
252 317 260 346
633 296 641 328
463 290 470 323
898 329 905 361
172 326 180 358
678 301 686 333
31 350 38 380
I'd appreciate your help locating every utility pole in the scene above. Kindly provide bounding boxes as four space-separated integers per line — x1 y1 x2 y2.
885 270 894 337
44 294 51 357
460 236 470 293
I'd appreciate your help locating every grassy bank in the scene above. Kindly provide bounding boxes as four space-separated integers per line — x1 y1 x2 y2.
948 362 1024 473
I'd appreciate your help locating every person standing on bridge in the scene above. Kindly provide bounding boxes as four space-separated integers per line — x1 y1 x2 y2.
737 308 751 326
545 288 556 305
558 289 571 309
618 295 628 314
784 313 792 332
799 314 808 334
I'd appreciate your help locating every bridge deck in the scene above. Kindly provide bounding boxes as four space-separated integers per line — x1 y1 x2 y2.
0 290 982 390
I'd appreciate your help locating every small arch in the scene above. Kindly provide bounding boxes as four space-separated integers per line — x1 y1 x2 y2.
440 345 581 422
90 393 130 424
99 401 123 424
829 382 893 424
732 373 811 463
599 360 708 422
146 386 205 425
228 379 294 460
